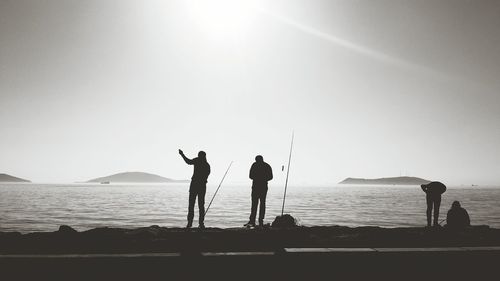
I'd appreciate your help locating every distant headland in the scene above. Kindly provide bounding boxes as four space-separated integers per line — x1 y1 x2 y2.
86 172 188 184
0 173 30 183
339 176 431 185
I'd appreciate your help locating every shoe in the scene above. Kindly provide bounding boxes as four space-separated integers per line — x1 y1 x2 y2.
244 221 256 227
199 223 205 229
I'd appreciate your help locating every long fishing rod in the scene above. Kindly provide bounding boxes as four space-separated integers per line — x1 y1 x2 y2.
281 132 294 216
205 161 233 216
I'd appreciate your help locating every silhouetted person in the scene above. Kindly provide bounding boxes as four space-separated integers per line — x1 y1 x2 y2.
446 201 470 229
245 155 273 227
421 181 447 227
179 149 210 229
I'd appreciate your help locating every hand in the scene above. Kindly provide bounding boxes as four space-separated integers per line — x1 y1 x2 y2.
178 149 184 155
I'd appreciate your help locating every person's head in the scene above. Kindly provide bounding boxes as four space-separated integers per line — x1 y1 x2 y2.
255 155 264 163
452 201 461 209
421 184 427 189
198 151 206 161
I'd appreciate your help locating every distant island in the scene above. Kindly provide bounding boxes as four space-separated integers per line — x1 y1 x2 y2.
339 176 431 185
87 172 188 184
0 173 30 183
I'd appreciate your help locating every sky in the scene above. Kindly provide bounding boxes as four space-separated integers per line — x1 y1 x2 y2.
1 0 500 185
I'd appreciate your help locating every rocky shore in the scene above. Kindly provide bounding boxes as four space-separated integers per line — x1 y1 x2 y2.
1 225 499 254
2 225 500 280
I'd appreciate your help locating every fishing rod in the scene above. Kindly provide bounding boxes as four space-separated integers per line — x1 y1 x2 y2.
205 161 233 216
281 132 294 216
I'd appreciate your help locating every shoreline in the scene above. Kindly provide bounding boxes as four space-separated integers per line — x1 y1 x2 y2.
1 225 499 254
2 225 500 279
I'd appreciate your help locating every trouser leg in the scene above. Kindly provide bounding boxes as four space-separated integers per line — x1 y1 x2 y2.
433 197 441 226
258 190 267 223
426 196 432 227
198 188 206 224
188 191 196 224
249 190 258 223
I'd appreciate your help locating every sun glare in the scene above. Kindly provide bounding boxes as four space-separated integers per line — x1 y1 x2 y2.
186 0 260 39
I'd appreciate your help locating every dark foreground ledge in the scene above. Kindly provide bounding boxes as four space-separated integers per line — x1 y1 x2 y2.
1 225 499 280
1 248 499 281
1 225 499 254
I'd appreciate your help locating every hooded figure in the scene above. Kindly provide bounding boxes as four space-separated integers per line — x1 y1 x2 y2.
446 201 470 229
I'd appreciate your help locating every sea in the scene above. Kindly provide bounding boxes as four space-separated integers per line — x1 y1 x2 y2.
1 183 499 233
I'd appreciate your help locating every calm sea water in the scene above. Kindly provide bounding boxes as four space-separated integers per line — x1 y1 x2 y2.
1 183 499 233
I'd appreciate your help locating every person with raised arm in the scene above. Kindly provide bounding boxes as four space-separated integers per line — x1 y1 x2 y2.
179 149 210 229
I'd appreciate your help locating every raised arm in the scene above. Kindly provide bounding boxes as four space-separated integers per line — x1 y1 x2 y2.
179 149 194 165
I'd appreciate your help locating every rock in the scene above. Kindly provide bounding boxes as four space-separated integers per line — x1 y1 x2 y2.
58 225 77 234
125 225 162 238
272 214 298 228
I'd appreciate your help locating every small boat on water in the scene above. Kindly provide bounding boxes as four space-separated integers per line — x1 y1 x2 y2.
100 181 110 184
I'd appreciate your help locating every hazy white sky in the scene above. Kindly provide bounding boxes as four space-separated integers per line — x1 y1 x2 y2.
1 0 500 185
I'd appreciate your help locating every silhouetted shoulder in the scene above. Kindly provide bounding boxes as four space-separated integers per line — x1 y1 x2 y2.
424 181 447 194
430 181 447 194
265 162 273 181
